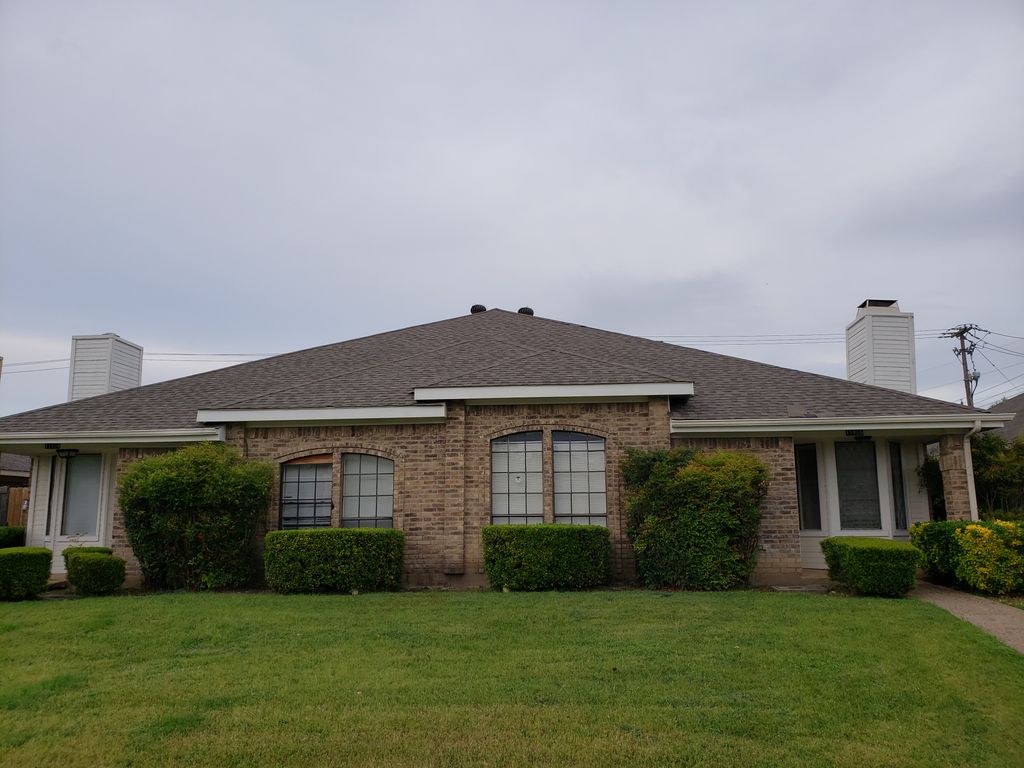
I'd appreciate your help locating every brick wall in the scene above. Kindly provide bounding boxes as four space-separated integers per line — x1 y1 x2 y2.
109 405 808 587
671 436 802 579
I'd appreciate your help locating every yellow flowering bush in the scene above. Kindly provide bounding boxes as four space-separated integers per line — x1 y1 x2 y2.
953 521 1024 595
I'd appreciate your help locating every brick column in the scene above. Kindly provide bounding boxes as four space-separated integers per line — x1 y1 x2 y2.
939 434 973 521
443 402 466 574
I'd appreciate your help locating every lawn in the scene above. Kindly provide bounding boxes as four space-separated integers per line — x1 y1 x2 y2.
1 591 1022 768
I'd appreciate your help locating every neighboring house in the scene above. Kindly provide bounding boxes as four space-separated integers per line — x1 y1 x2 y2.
989 392 1024 442
0 452 31 526
0 308 1013 584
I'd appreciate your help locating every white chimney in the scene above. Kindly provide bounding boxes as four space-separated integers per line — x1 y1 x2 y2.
67 334 143 401
846 299 916 394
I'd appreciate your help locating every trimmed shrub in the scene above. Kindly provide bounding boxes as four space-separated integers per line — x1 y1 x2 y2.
909 520 971 584
118 443 274 590
0 525 26 549
264 528 404 594
481 525 610 591
820 537 919 597
62 546 114 573
0 547 52 600
953 521 1024 596
66 552 126 596
623 450 768 590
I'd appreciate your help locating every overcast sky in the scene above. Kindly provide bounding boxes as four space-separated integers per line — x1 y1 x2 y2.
1 1 1022 417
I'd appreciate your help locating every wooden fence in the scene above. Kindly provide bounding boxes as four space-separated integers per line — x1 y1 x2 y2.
4 487 30 527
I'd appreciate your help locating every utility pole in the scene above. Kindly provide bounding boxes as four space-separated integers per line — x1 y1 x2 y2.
941 325 984 407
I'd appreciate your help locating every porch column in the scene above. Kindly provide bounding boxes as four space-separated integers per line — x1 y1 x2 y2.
443 402 466 574
939 434 976 521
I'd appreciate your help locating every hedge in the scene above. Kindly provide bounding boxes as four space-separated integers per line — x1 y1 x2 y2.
910 519 1024 595
0 547 52 600
264 528 405 594
623 450 768 590
62 546 114 573
820 537 919 597
954 521 1024 595
66 552 126 596
909 521 971 584
481 524 611 591
0 525 26 549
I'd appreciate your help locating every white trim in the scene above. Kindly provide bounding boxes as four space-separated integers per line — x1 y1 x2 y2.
196 405 447 425
670 413 1012 434
0 428 224 449
963 433 979 521
414 382 694 403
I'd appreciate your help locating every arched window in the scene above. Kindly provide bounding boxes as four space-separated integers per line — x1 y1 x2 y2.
552 431 607 526
280 455 333 529
342 454 394 528
491 432 543 525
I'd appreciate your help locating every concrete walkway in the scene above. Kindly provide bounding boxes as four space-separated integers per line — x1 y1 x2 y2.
911 581 1024 653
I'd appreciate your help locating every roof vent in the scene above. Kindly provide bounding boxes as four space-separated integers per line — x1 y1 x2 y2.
517 307 534 316
470 304 487 314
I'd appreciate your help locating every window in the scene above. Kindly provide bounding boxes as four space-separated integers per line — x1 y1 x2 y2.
889 442 908 530
62 453 102 536
491 432 543 525
835 441 881 530
342 454 394 528
280 461 332 529
794 444 821 531
553 431 607 526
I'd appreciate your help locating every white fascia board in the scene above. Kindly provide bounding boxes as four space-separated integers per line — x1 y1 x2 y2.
196 405 447 426
670 413 1013 435
0 427 225 449
413 382 694 403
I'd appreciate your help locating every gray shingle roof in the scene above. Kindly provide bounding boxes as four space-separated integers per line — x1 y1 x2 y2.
0 308 984 434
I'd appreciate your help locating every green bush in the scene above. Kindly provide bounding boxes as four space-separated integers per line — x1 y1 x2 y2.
118 443 273 590
909 521 971 584
264 528 405 594
623 450 768 590
66 552 126 596
820 537 919 597
481 525 610 591
0 547 52 600
953 521 1024 596
0 525 26 549
62 546 113 572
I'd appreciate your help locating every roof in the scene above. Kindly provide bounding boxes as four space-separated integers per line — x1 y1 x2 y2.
0 308 990 435
0 452 31 473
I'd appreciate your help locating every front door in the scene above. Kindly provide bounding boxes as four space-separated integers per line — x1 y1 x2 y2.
47 453 111 572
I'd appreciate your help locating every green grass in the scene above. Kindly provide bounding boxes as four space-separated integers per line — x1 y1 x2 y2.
1 591 1023 767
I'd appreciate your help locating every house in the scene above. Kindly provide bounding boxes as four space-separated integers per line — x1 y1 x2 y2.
0 307 1013 585
989 392 1024 442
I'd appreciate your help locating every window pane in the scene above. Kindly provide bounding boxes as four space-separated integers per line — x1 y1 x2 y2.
62 454 101 537
552 432 606 527
339 454 393 528
491 432 542 523
890 443 908 530
795 444 822 531
836 442 881 530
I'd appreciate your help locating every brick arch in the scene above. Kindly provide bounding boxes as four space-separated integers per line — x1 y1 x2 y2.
484 422 613 443
274 444 402 465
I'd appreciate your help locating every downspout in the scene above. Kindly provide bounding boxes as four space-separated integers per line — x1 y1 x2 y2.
963 419 982 521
